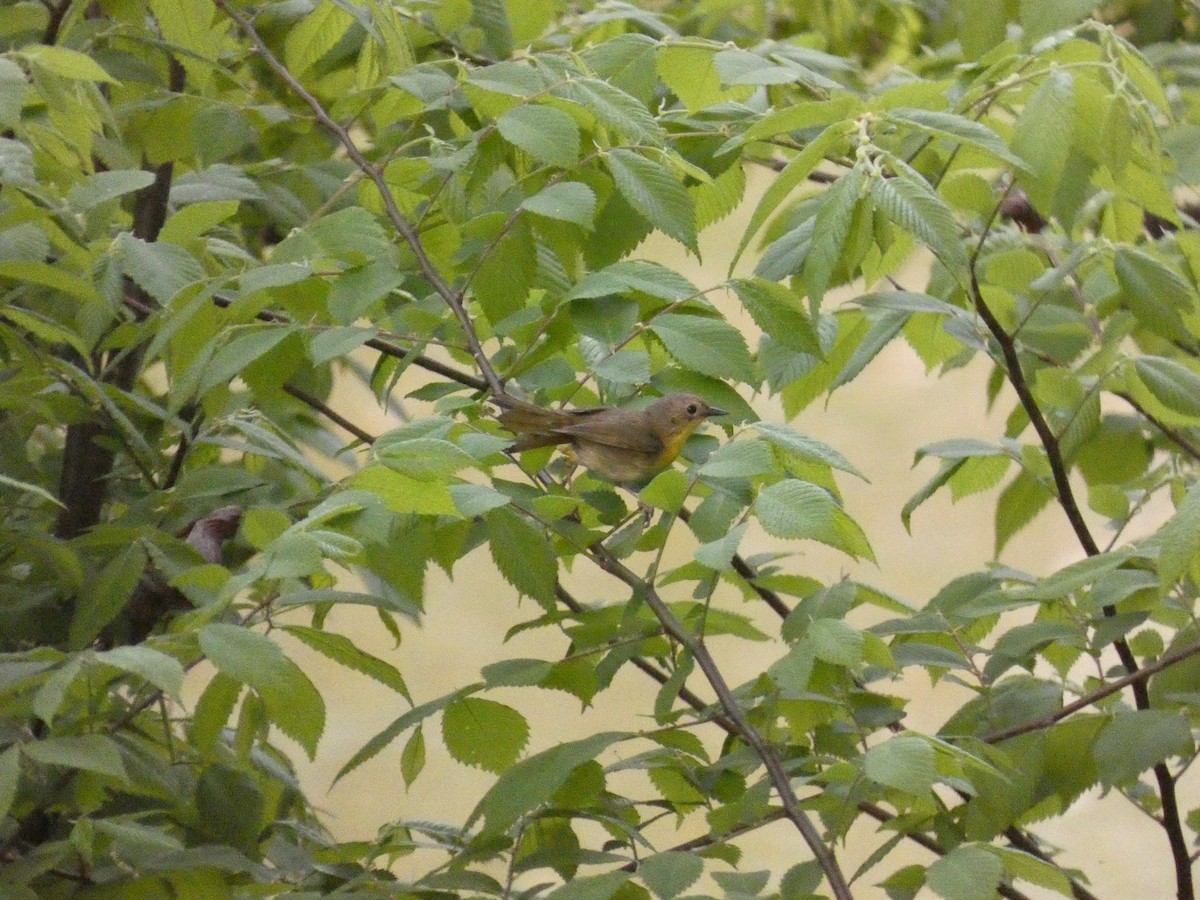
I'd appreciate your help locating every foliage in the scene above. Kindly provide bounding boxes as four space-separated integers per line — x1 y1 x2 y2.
1 0 1200 898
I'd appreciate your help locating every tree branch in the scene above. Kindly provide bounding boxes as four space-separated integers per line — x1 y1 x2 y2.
971 194 1194 900
587 544 854 900
212 0 505 397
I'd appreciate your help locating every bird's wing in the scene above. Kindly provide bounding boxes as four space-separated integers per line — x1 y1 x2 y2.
555 409 664 454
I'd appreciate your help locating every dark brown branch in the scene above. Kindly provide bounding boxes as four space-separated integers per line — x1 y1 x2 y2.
282 383 376 445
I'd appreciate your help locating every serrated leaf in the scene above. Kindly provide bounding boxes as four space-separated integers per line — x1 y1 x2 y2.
401 725 425 786
546 871 630 900
94 646 185 700
24 734 127 782
570 260 697 301
1011 70 1073 214
0 747 18 822
69 543 147 649
442 696 529 774
638 850 704 899
282 625 410 701
22 45 116 82
1133 357 1200 420
730 278 822 354
926 845 1003 900
284 0 354 76
869 172 967 278
469 731 625 835
351 465 459 516
754 479 873 560
498 104 581 168
1093 710 1193 787
67 170 157 212
486 507 557 607
885 108 1028 171
808 618 864 666
116 233 205 303
750 421 865 478
805 165 865 306
557 77 662 145
199 623 325 758
863 733 935 795
699 440 775 479
694 522 747 571
606 149 698 253
734 122 850 271
650 314 753 381
521 181 596 228
995 469 1055 555
1158 481 1200 585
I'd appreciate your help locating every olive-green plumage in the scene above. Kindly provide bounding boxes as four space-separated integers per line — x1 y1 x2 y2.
495 393 725 486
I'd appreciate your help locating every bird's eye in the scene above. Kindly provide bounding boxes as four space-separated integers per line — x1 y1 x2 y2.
686 403 698 415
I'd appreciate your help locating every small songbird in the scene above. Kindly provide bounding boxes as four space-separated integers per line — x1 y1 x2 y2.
495 392 725 487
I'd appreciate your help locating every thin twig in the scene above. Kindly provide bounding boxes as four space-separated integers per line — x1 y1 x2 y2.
213 0 505 397
588 544 853 900
984 638 1200 744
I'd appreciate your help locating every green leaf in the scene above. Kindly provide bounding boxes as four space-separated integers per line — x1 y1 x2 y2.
282 625 410 701
94 646 185 699
639 469 691 512
808 618 864 666
995 470 1054 555
400 725 425 786
869 171 967 279
24 735 127 782
694 523 747 571
1158 481 1200 585
699 440 775 479
546 871 630 900
570 260 697 301
926 844 1003 900
650 314 754 381
521 181 597 228
557 77 663 146
991 846 1075 897
69 543 147 649
1093 710 1193 788
498 104 581 168
0 746 19 822
863 733 935 795
805 165 865 306
1020 0 1103 40
375 436 478 479
469 731 625 835
637 850 704 899
486 507 557 607
67 170 157 212
754 479 873 560
885 108 1028 171
283 0 354 76
730 278 822 355
1011 70 1074 214
1132 357 1200 421
198 623 326 758
734 123 850 271
470 0 514 59
606 149 698 253
750 421 865 479
442 696 530 774
1116 249 1197 342
657 45 727 112
0 471 63 509
22 45 117 82
351 465 459 516
116 233 205 303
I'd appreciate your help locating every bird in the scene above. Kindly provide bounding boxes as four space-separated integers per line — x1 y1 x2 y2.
494 392 725 487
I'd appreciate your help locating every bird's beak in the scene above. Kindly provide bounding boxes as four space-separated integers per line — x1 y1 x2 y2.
704 406 726 418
